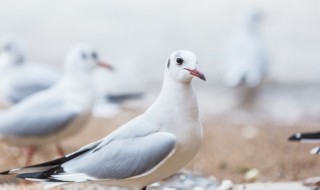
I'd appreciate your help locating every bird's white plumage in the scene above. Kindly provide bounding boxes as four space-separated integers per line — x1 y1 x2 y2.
223 10 268 88
4 50 205 190
0 44 106 146
0 35 61 106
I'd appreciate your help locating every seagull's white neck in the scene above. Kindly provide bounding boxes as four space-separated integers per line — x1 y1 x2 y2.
160 76 193 100
62 72 93 91
146 74 199 121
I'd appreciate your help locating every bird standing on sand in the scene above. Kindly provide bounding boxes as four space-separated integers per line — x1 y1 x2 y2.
288 131 320 154
223 10 268 108
1 50 206 190
0 44 113 166
0 35 61 105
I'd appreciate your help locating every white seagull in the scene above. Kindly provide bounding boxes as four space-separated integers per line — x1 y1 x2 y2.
0 50 206 190
223 10 268 108
0 44 113 166
0 35 61 105
223 10 268 88
288 131 320 154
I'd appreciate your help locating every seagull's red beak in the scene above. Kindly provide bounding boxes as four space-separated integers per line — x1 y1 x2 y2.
97 61 114 71
184 68 206 81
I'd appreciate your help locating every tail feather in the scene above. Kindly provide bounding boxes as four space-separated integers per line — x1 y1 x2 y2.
288 131 320 142
311 147 320 155
16 166 65 181
0 148 90 175
106 93 143 103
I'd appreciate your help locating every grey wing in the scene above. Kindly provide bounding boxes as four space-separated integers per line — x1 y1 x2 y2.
0 97 80 137
5 71 60 103
56 132 176 181
7 82 53 103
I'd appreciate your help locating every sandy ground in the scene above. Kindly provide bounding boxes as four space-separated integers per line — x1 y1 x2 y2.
235 182 311 190
0 106 318 188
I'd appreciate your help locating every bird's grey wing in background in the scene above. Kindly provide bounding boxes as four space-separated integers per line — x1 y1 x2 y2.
4 66 61 103
105 92 143 104
58 132 176 180
0 96 79 137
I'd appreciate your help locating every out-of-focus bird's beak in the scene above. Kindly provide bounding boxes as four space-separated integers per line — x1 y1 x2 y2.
184 68 206 81
97 61 113 71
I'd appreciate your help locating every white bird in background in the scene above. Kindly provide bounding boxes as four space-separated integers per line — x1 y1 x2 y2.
223 10 268 108
0 50 206 190
0 35 61 106
0 44 113 166
288 131 320 154
0 35 140 116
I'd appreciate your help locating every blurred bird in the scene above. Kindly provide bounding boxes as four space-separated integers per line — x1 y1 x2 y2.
223 10 268 108
0 50 205 190
0 35 61 106
93 92 144 118
288 131 320 154
0 44 113 166
0 35 143 117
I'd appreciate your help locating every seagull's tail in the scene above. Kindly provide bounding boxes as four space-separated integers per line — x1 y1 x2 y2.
0 148 90 186
288 131 320 143
310 147 320 155
106 92 143 104
0 149 86 175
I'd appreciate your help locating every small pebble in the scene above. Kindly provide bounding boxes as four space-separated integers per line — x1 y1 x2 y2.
217 179 234 190
244 168 260 182
193 186 205 190
163 187 177 190
303 176 320 187
150 182 161 187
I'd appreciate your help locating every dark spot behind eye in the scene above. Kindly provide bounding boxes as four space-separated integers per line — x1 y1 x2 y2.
176 58 183 65
167 59 170 68
92 52 98 59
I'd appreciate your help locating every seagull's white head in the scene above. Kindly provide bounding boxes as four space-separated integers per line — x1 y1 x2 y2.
65 44 113 75
166 50 206 83
244 9 262 31
0 35 25 65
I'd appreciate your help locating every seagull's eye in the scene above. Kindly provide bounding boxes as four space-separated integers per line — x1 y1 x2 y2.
81 52 87 60
92 52 98 59
176 58 184 65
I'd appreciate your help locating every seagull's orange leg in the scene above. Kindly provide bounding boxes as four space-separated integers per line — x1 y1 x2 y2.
55 143 65 157
25 146 36 166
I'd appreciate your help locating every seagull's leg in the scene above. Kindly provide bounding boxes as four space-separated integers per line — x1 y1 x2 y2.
25 146 36 166
55 142 65 156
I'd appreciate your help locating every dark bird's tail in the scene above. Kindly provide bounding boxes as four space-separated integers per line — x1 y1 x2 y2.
106 92 143 104
288 131 320 143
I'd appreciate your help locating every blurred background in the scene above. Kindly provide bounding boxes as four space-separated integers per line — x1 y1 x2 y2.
0 0 319 186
